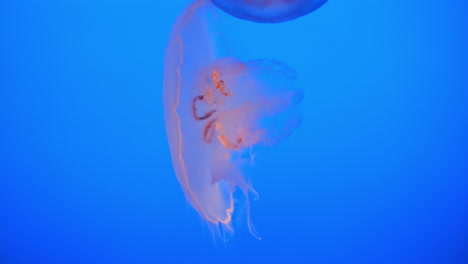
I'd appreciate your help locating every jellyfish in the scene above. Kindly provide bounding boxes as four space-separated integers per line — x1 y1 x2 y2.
211 0 328 23
163 0 302 238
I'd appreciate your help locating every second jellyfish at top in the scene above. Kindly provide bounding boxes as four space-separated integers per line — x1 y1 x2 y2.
211 0 328 23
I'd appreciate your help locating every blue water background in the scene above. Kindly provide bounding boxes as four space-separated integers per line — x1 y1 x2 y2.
1 0 467 263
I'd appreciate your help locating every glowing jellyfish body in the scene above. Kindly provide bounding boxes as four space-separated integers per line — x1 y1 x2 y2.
211 0 328 23
163 0 302 236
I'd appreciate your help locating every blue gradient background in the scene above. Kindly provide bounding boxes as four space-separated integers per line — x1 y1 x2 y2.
1 0 467 263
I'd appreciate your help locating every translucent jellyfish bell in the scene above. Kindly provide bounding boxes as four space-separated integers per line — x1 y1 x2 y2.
211 0 328 23
163 0 302 237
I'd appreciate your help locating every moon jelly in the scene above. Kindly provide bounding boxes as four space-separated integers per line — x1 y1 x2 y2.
211 0 328 23
163 0 302 237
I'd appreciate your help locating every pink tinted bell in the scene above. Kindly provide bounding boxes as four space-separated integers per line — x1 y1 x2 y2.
163 0 302 238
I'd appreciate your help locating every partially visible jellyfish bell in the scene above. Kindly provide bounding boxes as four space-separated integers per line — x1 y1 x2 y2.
163 0 302 239
211 0 328 23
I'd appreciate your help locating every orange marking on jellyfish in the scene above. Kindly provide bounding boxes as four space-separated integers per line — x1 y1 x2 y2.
217 134 244 150
203 87 215 105
211 71 232 96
